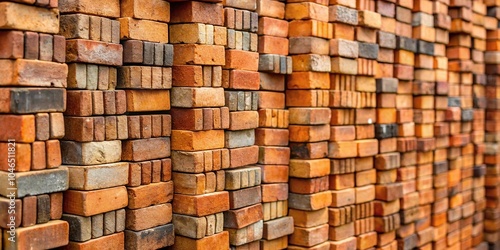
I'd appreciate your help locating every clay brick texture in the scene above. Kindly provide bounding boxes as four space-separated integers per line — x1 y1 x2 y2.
1 0 500 250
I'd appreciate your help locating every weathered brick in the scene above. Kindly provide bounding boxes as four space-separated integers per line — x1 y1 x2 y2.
127 181 173 209
0 167 68 198
124 224 174 250
67 162 128 190
0 2 59 33
3 220 69 250
64 186 127 216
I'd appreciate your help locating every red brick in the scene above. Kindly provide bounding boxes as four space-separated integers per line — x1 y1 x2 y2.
173 191 229 217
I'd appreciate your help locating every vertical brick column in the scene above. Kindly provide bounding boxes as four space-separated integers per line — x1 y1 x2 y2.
447 0 474 248
412 0 437 249
354 1 379 249
0 1 70 249
285 1 332 249
168 1 230 249
328 1 360 249
432 0 452 249
117 0 174 249
484 1 500 249
470 1 488 249
57 0 128 248
255 0 294 249
374 1 403 250
394 1 419 249
221 1 264 249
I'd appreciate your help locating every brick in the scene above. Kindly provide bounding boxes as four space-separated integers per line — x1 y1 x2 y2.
121 0 170 22
65 232 124 249
0 31 24 59
170 1 223 25
173 231 229 250
229 186 262 209
0 167 68 198
66 39 122 66
0 2 59 33
223 70 260 90
122 137 170 161
289 159 329 178
0 197 21 229
172 130 224 151
61 140 121 165
126 203 172 231
289 191 331 211
285 2 329 22
119 18 169 43
0 59 68 87
174 44 225 65
329 5 358 25
224 203 263 229
258 17 288 37
263 216 294 240
289 224 329 247
226 220 263 246
0 115 34 142
173 191 229 217
171 87 224 108
124 224 174 250
127 181 173 209
64 186 127 216
3 220 69 250
125 90 170 112
67 162 128 190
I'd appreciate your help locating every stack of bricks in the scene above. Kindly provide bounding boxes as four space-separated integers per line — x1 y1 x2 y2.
327 1 359 250
393 1 420 250
353 2 380 250
221 1 264 249
471 1 490 249
374 1 404 250
118 0 174 249
447 0 475 249
485 1 500 249
432 0 452 249
255 0 294 249
57 0 129 248
168 1 230 249
412 1 438 249
0 1 70 249
285 1 332 249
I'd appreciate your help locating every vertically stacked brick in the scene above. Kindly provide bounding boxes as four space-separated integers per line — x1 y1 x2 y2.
285 1 332 249
374 1 402 250
447 0 474 249
221 1 265 249
353 2 380 250
411 1 437 249
255 0 294 249
0 1 70 249
393 1 419 249
117 1 174 249
484 1 500 249
57 0 129 248
167 1 230 249
327 2 359 250
431 0 452 249
471 1 489 249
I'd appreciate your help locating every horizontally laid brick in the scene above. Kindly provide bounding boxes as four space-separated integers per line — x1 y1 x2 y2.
3 220 69 249
0 2 59 33
120 0 170 23
0 167 68 198
67 162 129 190
63 186 127 216
61 140 122 165
119 17 169 43
127 181 173 209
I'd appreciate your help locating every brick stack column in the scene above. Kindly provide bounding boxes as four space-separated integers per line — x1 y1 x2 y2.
167 1 230 249
393 0 420 249
255 0 295 249
285 1 332 249
117 0 175 249
0 1 70 249
221 1 265 249
471 1 489 249
412 1 439 249
431 0 452 249
57 0 129 248
484 1 500 249
374 1 403 250
447 0 474 249
353 1 381 250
